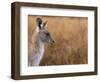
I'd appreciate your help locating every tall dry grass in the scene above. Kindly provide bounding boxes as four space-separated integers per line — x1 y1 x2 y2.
28 15 88 66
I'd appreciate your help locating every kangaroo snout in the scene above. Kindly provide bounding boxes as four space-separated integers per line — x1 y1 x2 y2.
50 38 56 44
52 40 55 43
52 39 56 43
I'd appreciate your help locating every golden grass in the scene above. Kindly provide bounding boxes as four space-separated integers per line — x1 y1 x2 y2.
28 15 88 66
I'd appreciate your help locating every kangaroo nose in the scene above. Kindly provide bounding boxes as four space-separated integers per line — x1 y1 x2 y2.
52 40 55 43
50 40 55 45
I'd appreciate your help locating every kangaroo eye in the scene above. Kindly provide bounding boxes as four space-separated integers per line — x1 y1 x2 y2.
46 33 50 36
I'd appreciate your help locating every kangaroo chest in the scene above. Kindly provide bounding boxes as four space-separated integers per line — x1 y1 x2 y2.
31 42 44 66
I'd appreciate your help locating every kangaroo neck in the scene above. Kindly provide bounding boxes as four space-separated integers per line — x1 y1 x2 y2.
35 38 44 54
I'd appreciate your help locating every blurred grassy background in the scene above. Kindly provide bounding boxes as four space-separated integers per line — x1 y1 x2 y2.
28 15 88 66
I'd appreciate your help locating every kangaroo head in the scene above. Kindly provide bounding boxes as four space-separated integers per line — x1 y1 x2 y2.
36 17 55 44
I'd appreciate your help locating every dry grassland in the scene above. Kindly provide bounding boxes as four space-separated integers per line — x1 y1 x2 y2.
28 15 88 66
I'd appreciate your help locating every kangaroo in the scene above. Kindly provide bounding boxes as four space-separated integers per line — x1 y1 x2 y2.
28 18 55 66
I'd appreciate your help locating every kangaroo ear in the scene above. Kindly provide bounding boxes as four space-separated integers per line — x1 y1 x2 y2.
42 20 48 29
36 17 42 29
